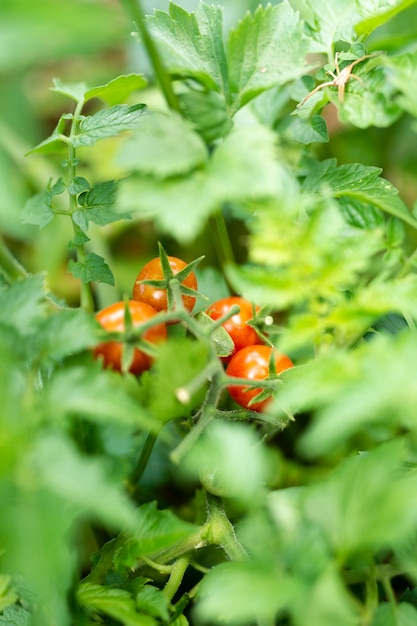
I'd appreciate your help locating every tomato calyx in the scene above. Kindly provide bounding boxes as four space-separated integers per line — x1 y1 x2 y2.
133 242 205 315
94 300 167 375
225 345 294 413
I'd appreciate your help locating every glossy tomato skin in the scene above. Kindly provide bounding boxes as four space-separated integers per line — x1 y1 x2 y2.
133 256 197 313
94 300 167 374
206 296 260 362
226 344 293 413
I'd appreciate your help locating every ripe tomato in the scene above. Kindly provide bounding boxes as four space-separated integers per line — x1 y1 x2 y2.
94 300 167 374
206 296 260 361
132 256 197 314
226 344 293 413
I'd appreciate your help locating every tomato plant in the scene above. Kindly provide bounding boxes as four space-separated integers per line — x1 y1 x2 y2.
133 254 198 314
3 1 417 625
94 300 167 374
206 296 260 361
226 344 294 412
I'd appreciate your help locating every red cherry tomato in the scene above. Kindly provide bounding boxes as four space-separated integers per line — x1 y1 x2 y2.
226 345 293 413
206 296 260 362
132 256 197 314
94 300 167 374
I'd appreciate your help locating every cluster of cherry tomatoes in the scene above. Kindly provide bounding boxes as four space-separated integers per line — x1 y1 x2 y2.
206 296 294 412
93 253 293 414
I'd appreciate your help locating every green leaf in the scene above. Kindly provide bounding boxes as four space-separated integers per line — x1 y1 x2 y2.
197 311 234 358
332 64 402 129
275 329 417 456
72 104 148 148
68 252 115 285
338 196 385 229
30 308 99 362
73 180 129 229
51 78 88 102
28 433 139 531
291 564 358 626
0 576 18 612
384 50 417 117
303 159 417 229
0 275 46 335
42 362 158 431
227 2 310 112
0 606 31 626
283 114 329 144
84 74 148 106
290 0 359 55
25 123 68 156
355 0 417 38
183 421 272 503
115 501 199 563
226 198 383 317
303 442 417 558
77 583 155 626
146 3 228 92
21 191 55 228
371 602 417 626
117 124 291 243
68 176 90 196
136 585 169 621
195 561 299 625
116 112 208 178
178 88 233 144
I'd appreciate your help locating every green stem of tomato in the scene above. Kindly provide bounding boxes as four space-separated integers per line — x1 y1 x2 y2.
163 556 190 602
129 429 160 495
205 493 249 561
208 208 236 279
68 100 95 313
170 371 223 465
121 0 181 113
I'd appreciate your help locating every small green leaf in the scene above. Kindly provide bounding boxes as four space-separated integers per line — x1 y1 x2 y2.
283 114 329 144
146 3 228 93
115 501 199 563
69 230 90 247
68 252 115 285
197 311 234 358
68 176 90 195
0 275 46 335
0 606 31 626
0 575 18 612
384 50 417 117
178 88 233 143
77 583 155 626
303 159 417 229
51 78 89 102
73 180 129 229
25 123 68 156
21 191 55 228
355 0 417 38
136 585 170 621
84 74 148 106
338 196 385 229
72 104 148 148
